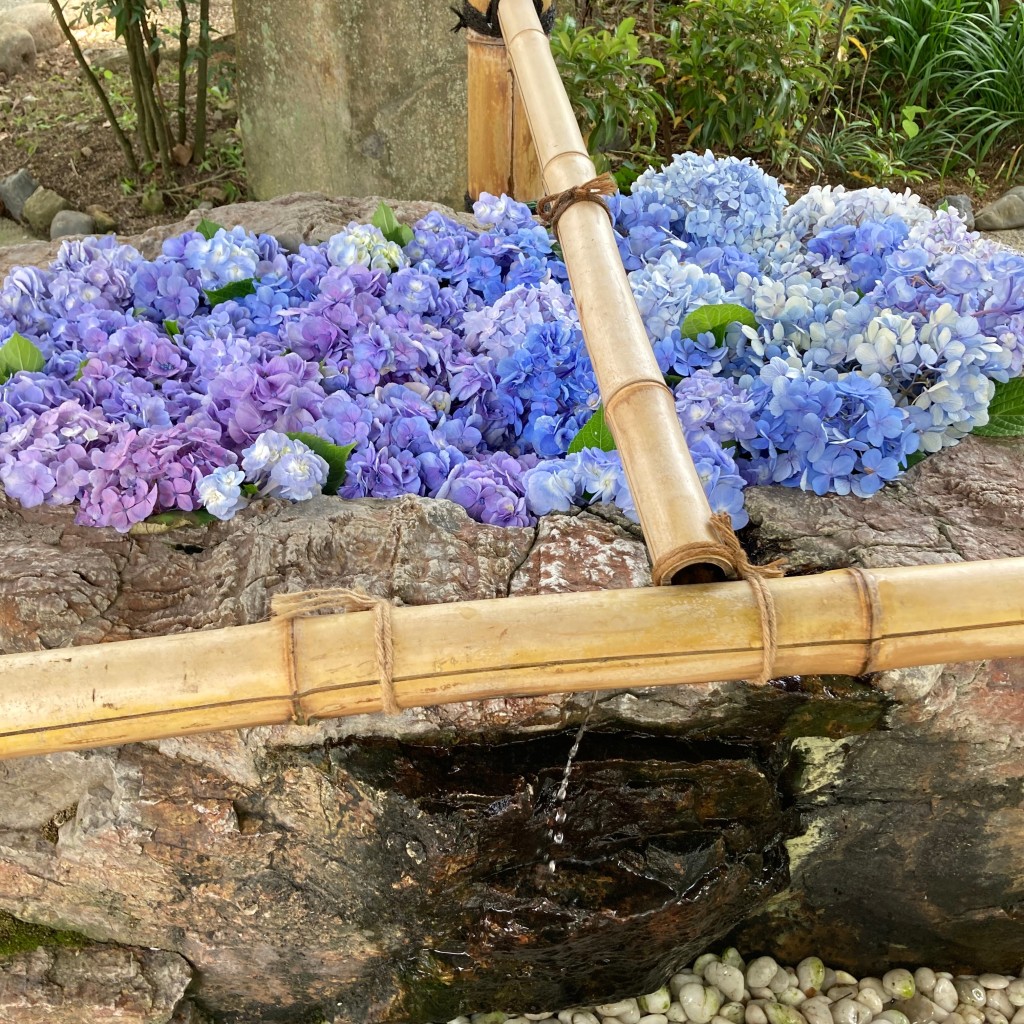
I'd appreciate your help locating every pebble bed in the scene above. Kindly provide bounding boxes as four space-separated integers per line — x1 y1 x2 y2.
441 950 1024 1024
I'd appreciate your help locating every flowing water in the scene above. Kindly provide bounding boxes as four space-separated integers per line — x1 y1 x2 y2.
542 690 600 874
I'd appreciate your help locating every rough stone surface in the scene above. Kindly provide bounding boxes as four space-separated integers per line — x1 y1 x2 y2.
0 23 34 78
0 3 62 51
84 204 117 233
976 185 1024 231
0 945 193 1023
0 168 38 221
21 187 69 236
233 0 467 209
48 209 95 240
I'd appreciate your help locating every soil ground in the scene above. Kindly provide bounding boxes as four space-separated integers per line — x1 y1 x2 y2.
0 0 241 237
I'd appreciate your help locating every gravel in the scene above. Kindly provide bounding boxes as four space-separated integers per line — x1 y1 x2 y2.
438 950 1024 1024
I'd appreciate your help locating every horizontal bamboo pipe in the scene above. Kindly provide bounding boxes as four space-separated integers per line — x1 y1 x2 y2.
496 0 733 585
1 557 1022 761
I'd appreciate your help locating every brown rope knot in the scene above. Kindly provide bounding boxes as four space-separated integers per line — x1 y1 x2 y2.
271 588 398 720
536 173 618 232
709 512 786 685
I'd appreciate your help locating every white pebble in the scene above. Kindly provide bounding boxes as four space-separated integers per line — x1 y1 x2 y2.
832 997 873 1024
747 1003 769 1024
667 1006 687 1024
822 972 837 994
946 1014 966 1024
681 984 722 1024
827 988 858 1003
802 998 834 1024
449 1018 472 1024
619 1011 643 1024
780 991 807 1008
934 981 960 1012
711 1016 738 1024
706 965 746 1004
695 956 722 977
877 1013 912 1024
524 1016 556 1022
959 983 989 1010
855 988 884 1016
765 1003 808 1024
672 978 704 998
753 991 778 1002
1012 1010 1024 1024
861 979 886 996
771 971 795 995
558 1012 574 1024
596 1001 639 1018
748 961 782 991
571 1013 599 1024
982 979 1011 992
988 992 1015 1018
885 972 918 1001
960 1005 986 1024
798 961 827 997
836 974 859 987
719 1003 745 1024
915 974 938 998
1008 982 1024 1009
639 1017 669 1024
722 950 746 971
985 1011 1009 1024
640 992 672 1016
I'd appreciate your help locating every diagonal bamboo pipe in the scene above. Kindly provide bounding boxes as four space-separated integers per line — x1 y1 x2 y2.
1 557 1022 761
496 0 734 586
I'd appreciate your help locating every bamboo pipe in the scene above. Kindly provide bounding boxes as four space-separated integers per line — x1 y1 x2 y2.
1 557 1022 761
466 30 544 202
496 0 734 586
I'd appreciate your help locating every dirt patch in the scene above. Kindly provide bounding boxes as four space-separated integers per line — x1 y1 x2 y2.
0 0 243 237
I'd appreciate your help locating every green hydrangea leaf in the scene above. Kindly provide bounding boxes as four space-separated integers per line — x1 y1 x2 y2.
286 432 357 495
0 331 45 382
196 216 224 241
681 302 758 344
568 404 615 454
371 201 414 247
204 279 257 307
163 319 181 336
973 377 1024 437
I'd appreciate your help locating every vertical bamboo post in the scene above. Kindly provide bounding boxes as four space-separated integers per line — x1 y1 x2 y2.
496 0 734 584
466 20 544 201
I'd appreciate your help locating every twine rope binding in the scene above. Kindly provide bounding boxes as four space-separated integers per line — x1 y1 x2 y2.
271 588 399 720
536 173 617 232
708 512 786 685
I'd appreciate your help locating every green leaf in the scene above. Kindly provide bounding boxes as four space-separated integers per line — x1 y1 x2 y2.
371 201 414 248
286 432 357 495
204 279 257 307
901 449 929 470
680 302 758 344
567 405 616 454
0 331 45 382
163 319 181 336
195 216 224 241
973 377 1024 437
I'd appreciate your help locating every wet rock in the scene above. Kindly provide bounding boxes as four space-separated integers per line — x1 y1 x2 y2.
0 3 63 51
975 186 1024 231
940 193 974 230
0 945 192 1023
49 209 95 240
21 187 70 235
0 23 34 79
0 168 37 221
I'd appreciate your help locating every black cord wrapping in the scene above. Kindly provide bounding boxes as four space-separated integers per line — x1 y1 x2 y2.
451 0 556 35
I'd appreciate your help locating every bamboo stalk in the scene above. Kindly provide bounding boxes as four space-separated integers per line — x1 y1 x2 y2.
496 0 732 584
1 558 1022 761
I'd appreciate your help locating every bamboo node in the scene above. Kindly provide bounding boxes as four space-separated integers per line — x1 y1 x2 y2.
536 173 617 232
708 513 786 685
271 588 399 718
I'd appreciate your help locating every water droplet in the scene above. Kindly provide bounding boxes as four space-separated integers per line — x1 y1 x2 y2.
553 831 564 844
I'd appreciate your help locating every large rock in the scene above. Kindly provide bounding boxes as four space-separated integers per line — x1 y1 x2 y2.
976 185 1024 232
21 187 70 236
233 0 467 209
0 168 38 221
0 22 34 78
0 945 194 1024
0 3 62 51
